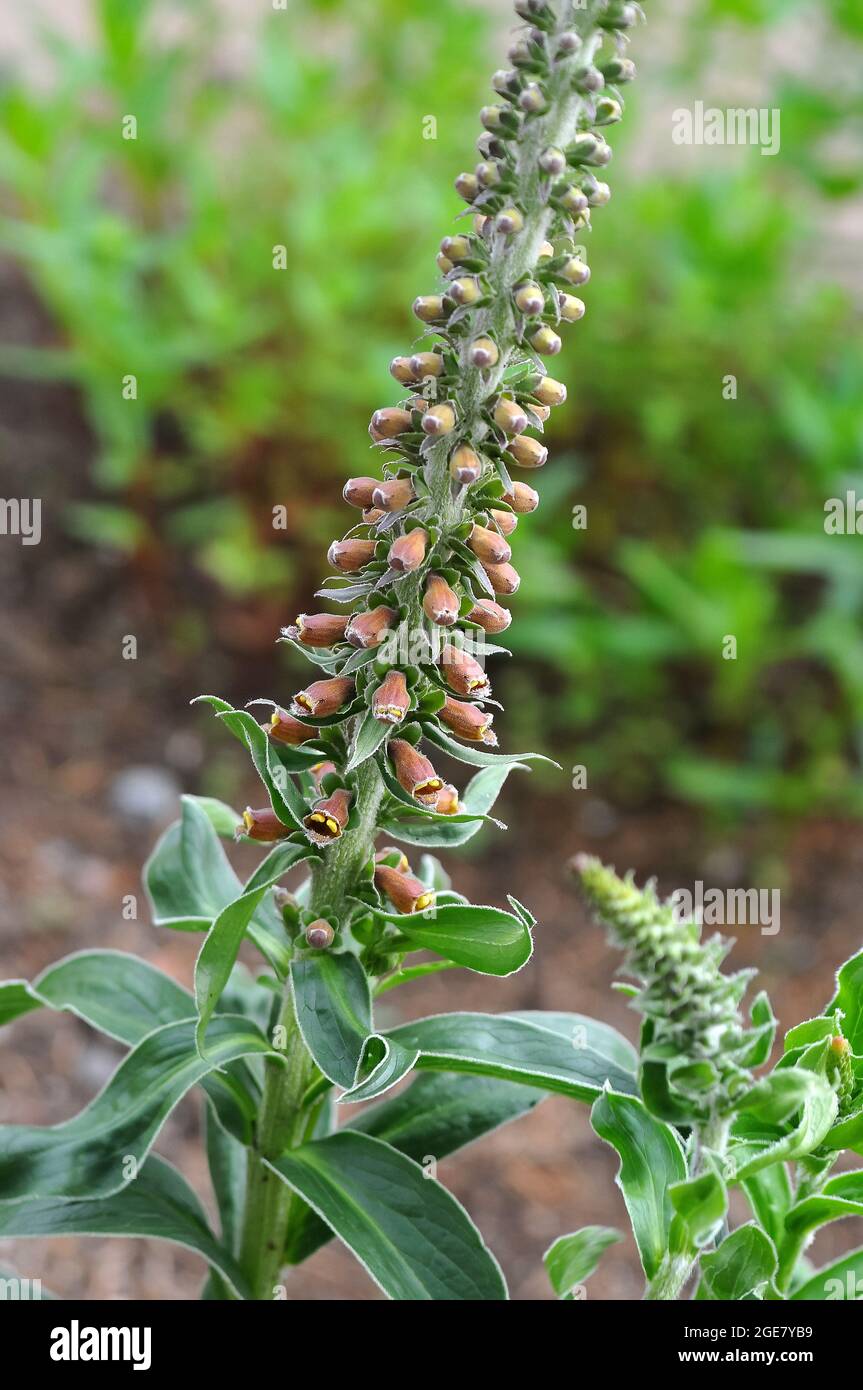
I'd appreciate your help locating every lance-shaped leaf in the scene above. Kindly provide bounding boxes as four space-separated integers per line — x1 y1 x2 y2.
699 1224 778 1301
420 718 561 770
783 1170 863 1243
826 948 863 1053
791 1246 863 1300
372 903 532 977
0 950 258 1145
344 708 391 773
284 1072 543 1266
205 1098 247 1256
0 1016 275 1205
385 1012 637 1100
145 796 294 976
544 1227 622 1299
269 1132 506 1300
290 952 418 1102
195 840 317 1055
669 1164 728 1248
590 1089 687 1281
379 763 523 849
0 1156 251 1300
729 1070 838 1181
193 696 309 829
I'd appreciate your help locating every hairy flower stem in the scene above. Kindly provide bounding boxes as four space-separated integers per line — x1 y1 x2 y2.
238 758 386 1300
645 1115 731 1301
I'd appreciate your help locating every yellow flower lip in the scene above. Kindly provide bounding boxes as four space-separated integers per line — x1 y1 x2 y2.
414 892 434 913
415 778 444 804
294 694 313 713
303 811 342 840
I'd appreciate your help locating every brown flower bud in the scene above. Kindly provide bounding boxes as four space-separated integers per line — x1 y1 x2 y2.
362 507 385 525
375 846 411 874
374 863 435 915
466 598 512 635
496 207 524 235
372 477 416 512
423 573 460 626
450 443 482 485
502 481 540 513
508 435 548 468
532 376 568 407
409 351 445 379
482 562 521 596
455 171 479 202
493 396 528 435
469 336 499 369
441 644 491 697
529 325 562 355
345 606 397 649
489 509 518 536
269 708 318 746
413 295 447 324
468 523 512 565
372 669 410 724
310 760 336 790
441 696 496 743
306 919 335 949
422 402 457 437
288 613 348 648
449 277 481 306
390 356 417 385
389 739 444 805
514 283 545 317
303 787 352 845
435 784 461 815
389 528 428 574
558 292 586 323
292 677 354 718
370 407 412 440
343 476 379 509
328 538 376 572
437 252 454 274
241 807 291 842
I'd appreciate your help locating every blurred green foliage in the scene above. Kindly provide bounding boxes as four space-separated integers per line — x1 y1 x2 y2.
1 0 862 818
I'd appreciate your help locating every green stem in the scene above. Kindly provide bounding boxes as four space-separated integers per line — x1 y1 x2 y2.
645 1115 730 1302
238 758 386 1300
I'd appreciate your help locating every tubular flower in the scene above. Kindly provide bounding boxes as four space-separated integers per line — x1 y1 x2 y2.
389 528 428 574
268 708 319 745
372 478 416 513
291 677 354 718
441 644 491 698
241 807 292 843
328 538 376 573
423 573 460 627
435 784 461 815
466 598 511 634
374 864 435 916
371 670 410 724
468 524 512 566
482 562 521 596
389 739 444 805
345 606 398 649
440 696 496 745
303 788 352 846
287 613 348 648
343 476 379 509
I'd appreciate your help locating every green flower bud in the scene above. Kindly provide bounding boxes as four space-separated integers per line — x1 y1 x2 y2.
529 324 562 356
514 282 545 316
600 56 637 83
558 292 586 323
413 294 448 324
493 395 529 434
469 336 499 368
440 235 473 264
539 146 567 177
560 256 590 286
455 170 480 202
496 206 524 235
596 97 623 125
422 401 457 437
587 180 612 207
519 83 547 114
409 350 445 379
449 276 482 306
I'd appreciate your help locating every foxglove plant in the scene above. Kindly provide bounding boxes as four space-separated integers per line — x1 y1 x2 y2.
543 859 863 1302
0 0 647 1303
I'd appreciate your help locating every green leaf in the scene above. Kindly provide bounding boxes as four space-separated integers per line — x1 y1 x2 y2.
269 1132 506 1300
195 841 315 1054
380 763 522 848
0 1155 251 1300
0 1016 275 1204
791 1246 863 1300
700 1224 778 1301
827 949 863 1053
730 1071 838 1181
194 797 243 837
510 1010 638 1075
194 696 309 829
205 1099 247 1256
669 1164 728 1248
783 1170 863 1242
386 1012 638 1101
373 903 533 977
742 1163 793 1248
590 1089 686 1280
344 708 390 773
285 1072 543 1267
544 1226 622 1298
290 951 418 1101
421 719 561 769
